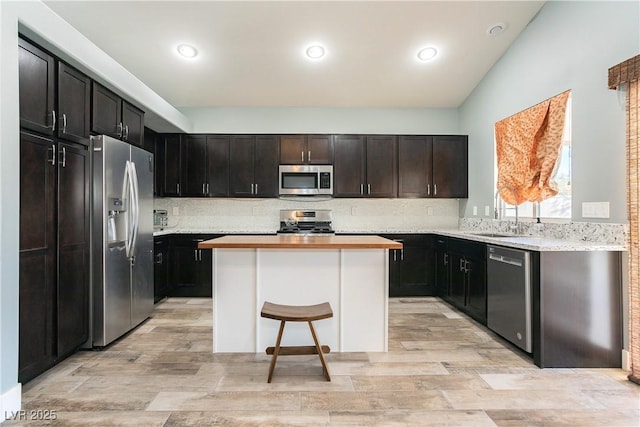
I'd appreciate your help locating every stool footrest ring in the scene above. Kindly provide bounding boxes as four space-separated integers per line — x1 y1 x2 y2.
266 345 331 355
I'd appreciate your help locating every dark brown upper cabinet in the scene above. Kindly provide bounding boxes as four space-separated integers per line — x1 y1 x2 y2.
18 38 55 136
182 135 230 197
279 134 333 164
398 135 467 198
333 135 397 198
57 62 91 145
158 134 183 197
92 82 144 146
229 135 279 197
432 135 468 198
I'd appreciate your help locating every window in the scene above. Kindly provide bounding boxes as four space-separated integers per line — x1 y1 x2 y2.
495 93 572 220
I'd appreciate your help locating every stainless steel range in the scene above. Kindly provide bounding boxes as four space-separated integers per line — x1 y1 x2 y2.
277 209 334 235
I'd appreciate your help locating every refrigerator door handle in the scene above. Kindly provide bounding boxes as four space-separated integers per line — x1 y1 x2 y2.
129 161 140 259
122 160 132 258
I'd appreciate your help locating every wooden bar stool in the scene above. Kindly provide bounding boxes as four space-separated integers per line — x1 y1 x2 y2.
260 301 333 383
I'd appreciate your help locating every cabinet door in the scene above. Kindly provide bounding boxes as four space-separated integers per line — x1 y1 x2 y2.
398 136 432 197
170 244 200 296
162 134 182 196
91 83 122 139
153 237 169 302
206 135 230 197
57 141 90 357
196 247 213 298
333 135 365 197
448 251 467 309
465 255 487 323
366 135 397 197
57 62 91 145
229 135 255 197
432 135 468 198
434 237 450 297
308 135 333 164
254 135 279 197
143 127 156 154
19 132 57 382
18 38 55 135
279 135 306 164
122 101 145 146
182 135 208 197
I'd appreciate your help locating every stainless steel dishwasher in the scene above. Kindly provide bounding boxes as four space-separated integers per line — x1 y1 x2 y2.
486 245 532 352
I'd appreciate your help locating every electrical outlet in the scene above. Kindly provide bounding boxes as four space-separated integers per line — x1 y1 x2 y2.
427 207 434 216
472 206 478 216
172 206 179 216
484 206 490 216
351 207 357 215
582 202 610 218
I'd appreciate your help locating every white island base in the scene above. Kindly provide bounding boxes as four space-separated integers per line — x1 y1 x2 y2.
212 247 389 353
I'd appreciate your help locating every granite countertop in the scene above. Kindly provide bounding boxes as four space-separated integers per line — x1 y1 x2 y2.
154 228 626 252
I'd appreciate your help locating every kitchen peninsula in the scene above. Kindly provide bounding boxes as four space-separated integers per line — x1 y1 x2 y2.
198 235 402 353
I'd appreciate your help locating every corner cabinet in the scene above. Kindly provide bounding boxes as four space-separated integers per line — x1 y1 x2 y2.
229 135 279 197
398 135 467 198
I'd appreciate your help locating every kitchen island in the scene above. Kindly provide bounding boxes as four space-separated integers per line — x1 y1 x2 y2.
198 235 402 353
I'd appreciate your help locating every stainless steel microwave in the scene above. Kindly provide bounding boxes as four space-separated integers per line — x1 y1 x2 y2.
279 165 333 196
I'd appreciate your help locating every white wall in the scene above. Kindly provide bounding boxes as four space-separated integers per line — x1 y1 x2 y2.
182 106 460 134
459 1 639 224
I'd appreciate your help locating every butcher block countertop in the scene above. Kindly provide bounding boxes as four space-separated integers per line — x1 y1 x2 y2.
198 235 403 250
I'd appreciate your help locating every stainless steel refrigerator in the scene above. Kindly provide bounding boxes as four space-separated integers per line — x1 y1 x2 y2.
91 134 154 347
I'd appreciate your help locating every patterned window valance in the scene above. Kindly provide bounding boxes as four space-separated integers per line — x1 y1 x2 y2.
494 90 571 205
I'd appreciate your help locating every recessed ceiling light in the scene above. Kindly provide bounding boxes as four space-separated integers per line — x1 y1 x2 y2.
417 46 438 62
487 23 507 37
305 44 326 60
177 44 198 58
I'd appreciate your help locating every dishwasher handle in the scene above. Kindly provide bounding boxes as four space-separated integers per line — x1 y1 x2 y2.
489 253 523 267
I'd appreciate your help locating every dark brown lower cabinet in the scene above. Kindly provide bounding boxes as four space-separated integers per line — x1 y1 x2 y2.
385 234 435 297
19 132 90 383
154 236 170 302
443 238 486 324
169 234 221 297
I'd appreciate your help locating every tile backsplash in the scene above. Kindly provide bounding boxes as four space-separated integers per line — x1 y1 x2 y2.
154 198 461 233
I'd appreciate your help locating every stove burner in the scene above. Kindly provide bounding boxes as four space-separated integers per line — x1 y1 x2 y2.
277 209 334 235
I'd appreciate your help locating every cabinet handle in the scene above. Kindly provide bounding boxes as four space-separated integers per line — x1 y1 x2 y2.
434 184 437 196
202 183 206 195
177 183 180 194
50 110 56 132
308 150 311 162
124 125 129 141
206 183 209 194
301 151 304 162
155 252 163 264
251 183 254 194
393 250 397 261
360 184 364 195
116 122 123 138
427 184 431 196
400 249 404 261
368 184 371 194
255 183 258 194
59 146 66 168
48 144 56 165
61 113 67 134
459 258 465 272
444 253 448 265
465 259 471 273
194 249 198 261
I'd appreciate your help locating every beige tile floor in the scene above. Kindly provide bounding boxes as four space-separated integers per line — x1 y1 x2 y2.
7 297 639 426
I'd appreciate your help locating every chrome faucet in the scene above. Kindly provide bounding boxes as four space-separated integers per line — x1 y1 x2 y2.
495 185 519 234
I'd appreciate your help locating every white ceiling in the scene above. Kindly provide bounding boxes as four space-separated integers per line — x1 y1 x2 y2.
44 1 545 109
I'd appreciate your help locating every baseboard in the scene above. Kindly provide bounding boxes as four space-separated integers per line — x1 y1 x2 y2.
622 349 631 371
1 382 22 422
